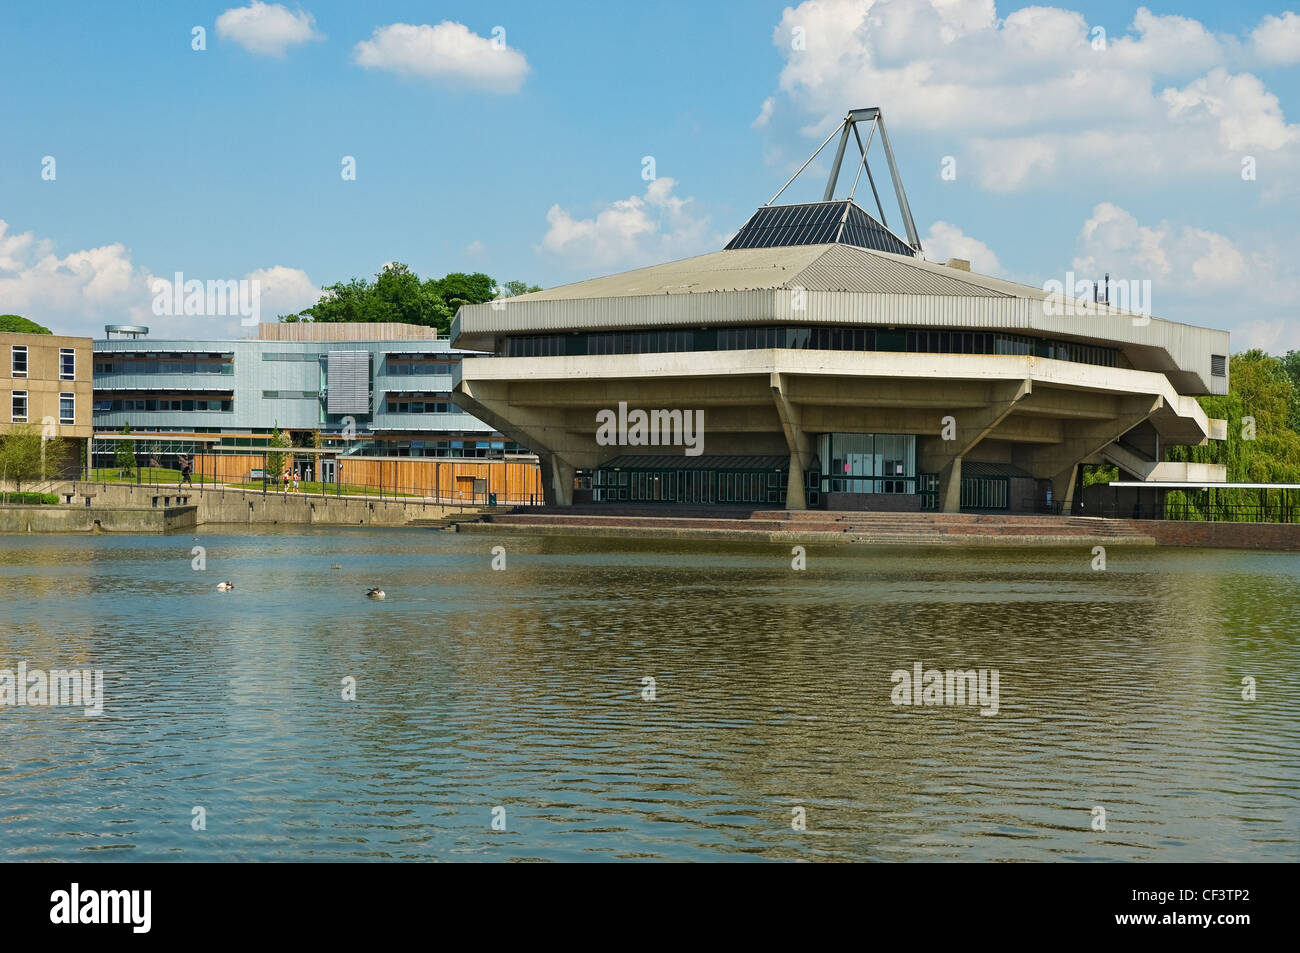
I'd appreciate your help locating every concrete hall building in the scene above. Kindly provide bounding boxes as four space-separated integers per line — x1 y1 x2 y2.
2 329 94 476
451 108 1229 514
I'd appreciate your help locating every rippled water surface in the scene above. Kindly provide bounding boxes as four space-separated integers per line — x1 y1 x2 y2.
1 528 1297 861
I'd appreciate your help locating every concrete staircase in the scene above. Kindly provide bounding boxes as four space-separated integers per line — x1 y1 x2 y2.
409 507 500 530
1100 442 1227 484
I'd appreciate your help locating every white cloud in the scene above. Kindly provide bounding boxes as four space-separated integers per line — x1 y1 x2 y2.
1073 203 1171 280
0 220 155 334
1109 8 1224 73
245 264 320 317
1250 12 1300 66
215 2 322 57
352 22 529 93
1162 68 1299 153
921 221 1002 274
0 220 50 272
1068 203 1297 350
763 1 1300 191
464 240 486 257
539 178 718 271
0 218 316 338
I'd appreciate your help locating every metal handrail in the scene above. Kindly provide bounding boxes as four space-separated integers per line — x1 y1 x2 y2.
68 477 532 511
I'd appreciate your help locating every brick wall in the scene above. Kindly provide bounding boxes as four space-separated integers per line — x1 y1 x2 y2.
1143 520 1300 551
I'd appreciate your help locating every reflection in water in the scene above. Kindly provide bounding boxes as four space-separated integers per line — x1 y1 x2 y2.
0 528 1296 861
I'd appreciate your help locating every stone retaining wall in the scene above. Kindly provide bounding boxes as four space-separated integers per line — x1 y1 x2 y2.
0 504 195 533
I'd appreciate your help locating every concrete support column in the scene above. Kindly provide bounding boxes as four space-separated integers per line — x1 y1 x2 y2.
918 380 1031 514
1052 463 1079 515
1031 396 1163 516
938 456 963 513
540 454 575 507
771 373 812 511
785 450 806 510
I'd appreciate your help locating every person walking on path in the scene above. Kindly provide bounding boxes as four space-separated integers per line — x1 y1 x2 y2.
178 454 194 488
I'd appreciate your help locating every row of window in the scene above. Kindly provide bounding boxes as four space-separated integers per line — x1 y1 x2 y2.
94 357 232 375
503 326 1122 369
507 334 568 357
262 390 318 399
384 359 458 374
383 401 465 414
93 355 461 375
260 352 320 362
9 346 76 379
591 468 787 504
95 398 233 413
10 391 75 424
346 440 518 458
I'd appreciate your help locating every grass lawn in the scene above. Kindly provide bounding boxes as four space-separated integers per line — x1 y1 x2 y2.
229 480 420 498
89 467 219 485
85 469 422 498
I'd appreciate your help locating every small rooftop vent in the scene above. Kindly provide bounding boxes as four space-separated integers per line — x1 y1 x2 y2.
105 324 149 339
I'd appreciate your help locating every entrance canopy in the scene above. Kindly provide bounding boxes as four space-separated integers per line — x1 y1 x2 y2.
1108 481 1300 490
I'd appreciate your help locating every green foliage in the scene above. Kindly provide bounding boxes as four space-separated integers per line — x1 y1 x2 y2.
426 272 496 314
1083 465 1118 487
0 314 52 334
0 424 71 491
278 264 541 334
265 425 292 482
1280 350 1300 432
0 426 43 491
3 491 58 504
1168 350 1300 481
1165 350 1300 519
115 423 136 475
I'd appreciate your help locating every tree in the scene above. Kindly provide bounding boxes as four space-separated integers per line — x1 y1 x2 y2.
1280 350 1300 432
114 423 136 477
0 314 52 334
426 272 496 313
277 266 540 334
1166 350 1300 518
284 264 450 330
0 425 43 493
266 425 292 484
0 424 71 493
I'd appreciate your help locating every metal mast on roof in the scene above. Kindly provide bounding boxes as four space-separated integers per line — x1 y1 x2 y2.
765 107 923 256
765 122 844 208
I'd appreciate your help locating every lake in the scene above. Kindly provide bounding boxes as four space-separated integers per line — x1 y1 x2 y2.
1 528 1296 861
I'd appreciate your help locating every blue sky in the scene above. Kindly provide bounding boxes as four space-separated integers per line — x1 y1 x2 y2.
1 0 1298 351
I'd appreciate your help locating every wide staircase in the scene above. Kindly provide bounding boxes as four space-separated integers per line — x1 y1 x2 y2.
463 505 1155 546
407 506 501 530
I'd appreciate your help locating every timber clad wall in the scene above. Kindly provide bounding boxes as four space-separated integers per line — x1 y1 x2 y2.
141 453 543 502
258 322 439 342
335 458 543 501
